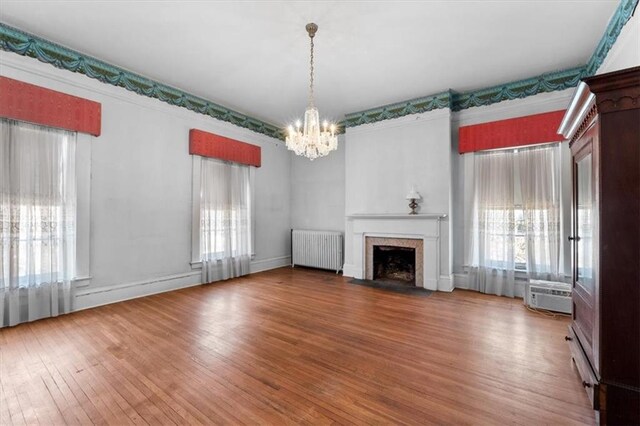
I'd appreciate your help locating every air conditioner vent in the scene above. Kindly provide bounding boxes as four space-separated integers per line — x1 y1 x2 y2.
525 280 572 314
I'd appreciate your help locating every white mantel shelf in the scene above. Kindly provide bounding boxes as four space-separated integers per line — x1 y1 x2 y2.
347 213 447 220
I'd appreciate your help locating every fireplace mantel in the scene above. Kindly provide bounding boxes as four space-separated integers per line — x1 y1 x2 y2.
343 213 452 292
347 213 447 220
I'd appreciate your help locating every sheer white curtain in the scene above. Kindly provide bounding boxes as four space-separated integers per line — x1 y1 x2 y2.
468 149 517 297
200 158 251 283
1 119 76 327
518 144 561 281
468 143 562 297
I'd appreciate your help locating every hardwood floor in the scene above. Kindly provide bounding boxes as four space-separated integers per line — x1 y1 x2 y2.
1 267 594 425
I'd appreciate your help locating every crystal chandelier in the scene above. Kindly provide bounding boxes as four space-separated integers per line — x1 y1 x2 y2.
286 23 338 160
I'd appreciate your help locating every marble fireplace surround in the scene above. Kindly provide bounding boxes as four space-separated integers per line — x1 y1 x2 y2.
344 214 447 291
366 237 424 286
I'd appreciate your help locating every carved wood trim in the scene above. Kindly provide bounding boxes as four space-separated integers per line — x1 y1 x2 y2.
569 104 598 147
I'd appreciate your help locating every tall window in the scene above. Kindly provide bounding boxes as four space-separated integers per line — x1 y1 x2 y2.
1 119 77 327
468 143 561 297
200 158 252 283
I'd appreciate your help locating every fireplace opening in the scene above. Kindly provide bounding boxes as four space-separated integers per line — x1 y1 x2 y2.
373 245 416 285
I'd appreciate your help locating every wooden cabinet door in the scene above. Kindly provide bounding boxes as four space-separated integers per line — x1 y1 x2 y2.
571 122 598 370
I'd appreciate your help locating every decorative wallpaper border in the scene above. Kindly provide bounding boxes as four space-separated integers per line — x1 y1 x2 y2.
0 0 637 135
585 0 638 76
344 91 452 127
451 66 586 111
0 23 284 140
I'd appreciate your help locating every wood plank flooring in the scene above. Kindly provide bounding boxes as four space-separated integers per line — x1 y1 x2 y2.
0 267 594 425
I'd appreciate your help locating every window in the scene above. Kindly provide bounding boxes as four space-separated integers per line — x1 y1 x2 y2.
200 197 251 259
469 143 562 282
1 119 77 326
484 207 527 270
12 204 75 286
191 156 254 282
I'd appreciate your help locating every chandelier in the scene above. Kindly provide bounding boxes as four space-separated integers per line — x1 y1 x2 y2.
286 23 338 160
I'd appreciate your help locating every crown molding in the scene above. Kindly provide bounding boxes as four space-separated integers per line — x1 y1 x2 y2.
450 66 585 111
345 108 451 136
0 22 285 140
344 91 452 127
452 89 573 127
343 68 584 127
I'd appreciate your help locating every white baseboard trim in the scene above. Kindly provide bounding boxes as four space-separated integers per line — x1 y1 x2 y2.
453 273 470 289
74 271 203 311
73 255 292 312
342 264 360 278
250 255 291 274
453 272 526 298
438 274 454 292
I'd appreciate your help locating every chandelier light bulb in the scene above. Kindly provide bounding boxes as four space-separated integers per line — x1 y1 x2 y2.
285 22 338 160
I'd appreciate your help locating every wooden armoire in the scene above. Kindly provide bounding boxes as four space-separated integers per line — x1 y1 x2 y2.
558 66 639 424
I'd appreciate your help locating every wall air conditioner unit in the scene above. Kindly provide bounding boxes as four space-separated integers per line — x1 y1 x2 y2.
525 280 572 314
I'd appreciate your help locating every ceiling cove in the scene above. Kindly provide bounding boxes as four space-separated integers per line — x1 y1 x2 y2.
0 0 637 140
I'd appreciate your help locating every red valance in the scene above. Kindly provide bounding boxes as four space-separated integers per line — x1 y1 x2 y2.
189 129 261 167
0 76 101 136
458 110 565 154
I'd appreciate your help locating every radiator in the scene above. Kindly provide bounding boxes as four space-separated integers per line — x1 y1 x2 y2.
291 230 343 273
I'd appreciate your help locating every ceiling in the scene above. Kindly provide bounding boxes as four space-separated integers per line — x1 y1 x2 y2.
0 1 619 127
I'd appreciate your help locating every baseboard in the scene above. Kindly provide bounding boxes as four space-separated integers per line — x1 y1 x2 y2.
438 274 454 292
250 255 291 274
453 273 470 289
453 272 526 298
74 256 292 312
74 271 203 311
342 263 361 278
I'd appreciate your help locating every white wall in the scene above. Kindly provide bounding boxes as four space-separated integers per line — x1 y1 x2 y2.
597 12 640 75
290 134 345 232
344 110 452 216
343 109 453 279
0 51 291 310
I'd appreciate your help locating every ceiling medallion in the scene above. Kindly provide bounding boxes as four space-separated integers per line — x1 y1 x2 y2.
286 23 338 160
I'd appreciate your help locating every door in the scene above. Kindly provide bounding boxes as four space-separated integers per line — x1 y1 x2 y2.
571 124 597 363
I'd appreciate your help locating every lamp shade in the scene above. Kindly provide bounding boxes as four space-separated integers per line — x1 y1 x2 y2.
406 189 421 200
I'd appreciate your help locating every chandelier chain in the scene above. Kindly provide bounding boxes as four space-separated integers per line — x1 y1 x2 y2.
309 34 314 107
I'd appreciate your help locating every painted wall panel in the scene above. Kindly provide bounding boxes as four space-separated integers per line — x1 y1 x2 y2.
290 136 346 232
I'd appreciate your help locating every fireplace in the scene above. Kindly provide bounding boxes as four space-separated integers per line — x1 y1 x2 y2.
373 245 416 285
365 237 424 287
